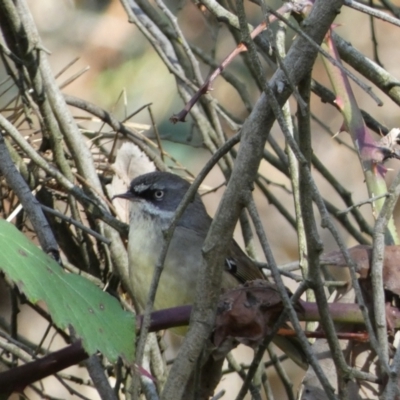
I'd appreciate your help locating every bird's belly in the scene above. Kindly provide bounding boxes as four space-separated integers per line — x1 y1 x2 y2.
130 256 197 312
128 222 199 312
128 219 240 326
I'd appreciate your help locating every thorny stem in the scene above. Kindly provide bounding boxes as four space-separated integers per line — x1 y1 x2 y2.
170 1 297 123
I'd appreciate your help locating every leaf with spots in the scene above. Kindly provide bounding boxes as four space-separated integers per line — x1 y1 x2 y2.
0 219 135 363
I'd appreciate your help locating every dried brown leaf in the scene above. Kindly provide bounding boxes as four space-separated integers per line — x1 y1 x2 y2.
321 245 400 296
214 279 303 348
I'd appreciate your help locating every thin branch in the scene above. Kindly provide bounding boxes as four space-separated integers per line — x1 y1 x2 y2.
85 355 118 400
380 0 400 17
65 95 167 172
334 31 400 107
368 0 384 67
40 205 111 245
170 1 299 123
0 131 59 257
344 0 400 27
263 3 383 106
337 193 389 215
371 171 400 397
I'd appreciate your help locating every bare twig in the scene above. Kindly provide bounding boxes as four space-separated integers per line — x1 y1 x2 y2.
264 4 383 106
0 131 59 257
170 1 300 123
372 171 400 397
338 193 389 215
368 0 384 67
344 0 400 27
40 205 111 244
85 355 118 400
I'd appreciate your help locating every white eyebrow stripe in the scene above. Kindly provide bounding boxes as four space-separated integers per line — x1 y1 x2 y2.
134 183 151 193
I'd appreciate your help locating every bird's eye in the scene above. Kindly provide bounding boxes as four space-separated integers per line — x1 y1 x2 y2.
154 190 164 199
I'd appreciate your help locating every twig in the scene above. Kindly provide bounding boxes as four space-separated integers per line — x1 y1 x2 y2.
13 0 135 302
55 374 92 400
59 66 91 90
147 105 164 162
311 155 374 236
190 44 253 113
0 341 88 394
380 0 400 17
211 390 225 400
170 1 298 123
200 181 226 196
245 198 330 398
160 1 348 397
85 355 118 400
256 178 297 229
310 79 389 135
40 205 111 244
140 336 160 400
153 0 203 86
368 0 384 67
0 113 127 235
334 31 400 107
264 4 383 106
0 131 59 257
267 345 295 400
268 19 307 115
62 260 105 288
120 0 230 164
65 95 166 172
344 0 400 27
371 171 400 397
338 193 389 215
274 19 314 325
236 5 334 397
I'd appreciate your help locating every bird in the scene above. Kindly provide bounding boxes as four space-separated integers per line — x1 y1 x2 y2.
114 171 307 369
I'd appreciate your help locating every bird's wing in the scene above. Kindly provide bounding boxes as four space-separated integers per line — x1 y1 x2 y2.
225 240 265 283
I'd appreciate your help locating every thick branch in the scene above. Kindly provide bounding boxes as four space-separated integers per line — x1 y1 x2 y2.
160 1 344 399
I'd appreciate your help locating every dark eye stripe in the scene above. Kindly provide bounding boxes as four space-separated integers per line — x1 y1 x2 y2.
133 188 165 202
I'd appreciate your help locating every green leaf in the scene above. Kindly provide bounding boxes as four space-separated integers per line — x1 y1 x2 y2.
0 219 135 363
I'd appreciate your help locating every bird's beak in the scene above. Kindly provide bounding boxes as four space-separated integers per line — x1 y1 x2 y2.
112 191 135 201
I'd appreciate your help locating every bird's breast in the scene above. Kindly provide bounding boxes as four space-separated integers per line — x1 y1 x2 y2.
127 211 240 321
128 212 202 313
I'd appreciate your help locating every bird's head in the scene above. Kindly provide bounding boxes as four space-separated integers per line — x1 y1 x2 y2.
113 171 206 225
